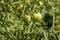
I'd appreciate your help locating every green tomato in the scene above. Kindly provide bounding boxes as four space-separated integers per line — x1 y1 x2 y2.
17 4 23 9
39 1 43 6
24 15 31 23
1 0 4 3
32 12 42 21
8 26 15 32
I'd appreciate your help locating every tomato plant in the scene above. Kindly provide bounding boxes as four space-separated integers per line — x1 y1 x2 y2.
0 0 60 40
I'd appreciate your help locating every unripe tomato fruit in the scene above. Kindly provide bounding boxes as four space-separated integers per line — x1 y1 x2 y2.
17 4 23 9
1 0 4 3
32 12 42 21
24 15 31 23
39 1 43 6
7 26 15 32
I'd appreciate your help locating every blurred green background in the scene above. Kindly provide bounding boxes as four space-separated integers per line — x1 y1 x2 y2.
0 0 60 40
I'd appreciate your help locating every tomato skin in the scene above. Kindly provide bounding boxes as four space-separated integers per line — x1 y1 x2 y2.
1 0 4 3
32 12 42 22
39 1 43 6
24 15 31 23
7 26 15 32
17 4 23 9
